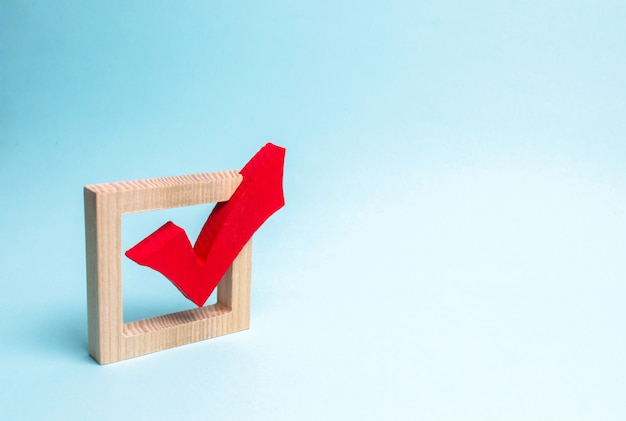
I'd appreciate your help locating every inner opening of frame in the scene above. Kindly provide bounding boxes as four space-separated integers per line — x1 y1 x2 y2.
122 202 219 323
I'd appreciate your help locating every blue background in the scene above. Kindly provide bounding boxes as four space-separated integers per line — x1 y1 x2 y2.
2 1 626 419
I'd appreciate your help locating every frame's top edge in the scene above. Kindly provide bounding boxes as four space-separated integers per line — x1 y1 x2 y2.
84 170 242 193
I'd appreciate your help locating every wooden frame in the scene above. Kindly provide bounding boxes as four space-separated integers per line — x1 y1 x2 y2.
84 171 251 364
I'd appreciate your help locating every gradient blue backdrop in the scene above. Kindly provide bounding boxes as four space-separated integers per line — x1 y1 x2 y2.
1 1 626 419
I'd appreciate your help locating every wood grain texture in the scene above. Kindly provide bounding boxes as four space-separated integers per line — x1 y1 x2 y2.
84 171 251 364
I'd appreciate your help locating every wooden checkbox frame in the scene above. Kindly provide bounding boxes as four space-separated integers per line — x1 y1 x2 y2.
84 170 251 364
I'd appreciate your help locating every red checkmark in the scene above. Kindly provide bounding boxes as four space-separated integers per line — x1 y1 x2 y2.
125 143 285 307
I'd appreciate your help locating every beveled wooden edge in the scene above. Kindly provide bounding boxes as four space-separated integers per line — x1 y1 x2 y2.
84 170 243 214
123 303 231 337
84 170 242 193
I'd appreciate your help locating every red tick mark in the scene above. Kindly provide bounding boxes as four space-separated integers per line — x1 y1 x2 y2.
125 143 285 307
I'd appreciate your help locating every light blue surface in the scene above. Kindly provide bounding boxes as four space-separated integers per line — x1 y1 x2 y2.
2 1 626 419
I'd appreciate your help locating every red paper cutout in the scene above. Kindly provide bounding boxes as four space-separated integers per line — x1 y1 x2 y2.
125 143 285 307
